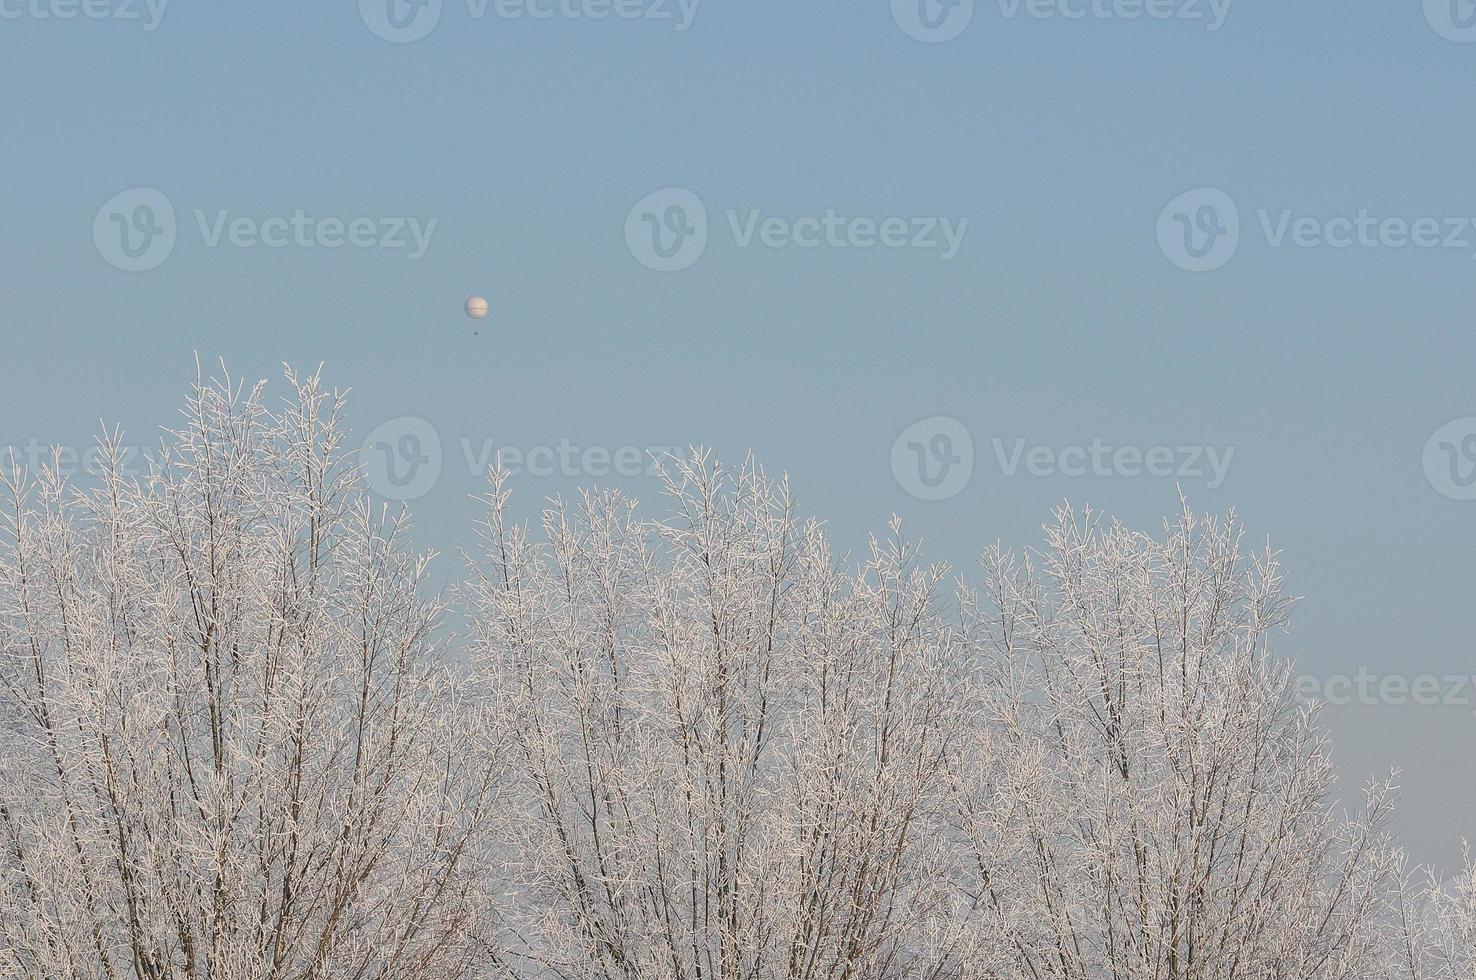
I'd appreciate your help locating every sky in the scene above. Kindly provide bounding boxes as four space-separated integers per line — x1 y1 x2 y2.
2 0 1474 871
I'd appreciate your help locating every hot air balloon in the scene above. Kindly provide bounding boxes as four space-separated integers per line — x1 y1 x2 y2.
465 296 489 335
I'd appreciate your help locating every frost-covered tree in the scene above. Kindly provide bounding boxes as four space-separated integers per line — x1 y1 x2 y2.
1427 854 1476 977
1390 851 1476 980
2 362 1439 980
462 452 978 980
0 367 499 980
953 501 1403 980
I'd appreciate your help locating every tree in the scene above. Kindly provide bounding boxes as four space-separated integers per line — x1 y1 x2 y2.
0 367 498 980
953 501 1403 980
1426 854 1476 978
461 452 978 980
1390 850 1476 980
3 362 1444 980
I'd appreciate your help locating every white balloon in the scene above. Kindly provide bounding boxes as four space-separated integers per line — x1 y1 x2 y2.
465 296 489 320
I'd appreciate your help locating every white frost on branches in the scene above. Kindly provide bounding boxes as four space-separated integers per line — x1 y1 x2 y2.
0 365 1465 980
1391 850 1476 980
0 367 498 980
953 502 1405 980
462 453 978 980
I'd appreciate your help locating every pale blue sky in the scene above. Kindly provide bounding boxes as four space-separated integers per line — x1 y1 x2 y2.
3 0 1474 869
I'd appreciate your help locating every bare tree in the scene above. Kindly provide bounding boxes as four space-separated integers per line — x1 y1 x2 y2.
1426 853 1476 978
461 452 977 980
953 500 1403 980
3 364 1440 980
0 366 499 980
1389 850 1476 980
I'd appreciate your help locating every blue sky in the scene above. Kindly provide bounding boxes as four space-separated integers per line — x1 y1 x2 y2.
3 0 1474 868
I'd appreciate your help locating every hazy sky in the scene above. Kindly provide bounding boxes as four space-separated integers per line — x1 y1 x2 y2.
2 0 1473 870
